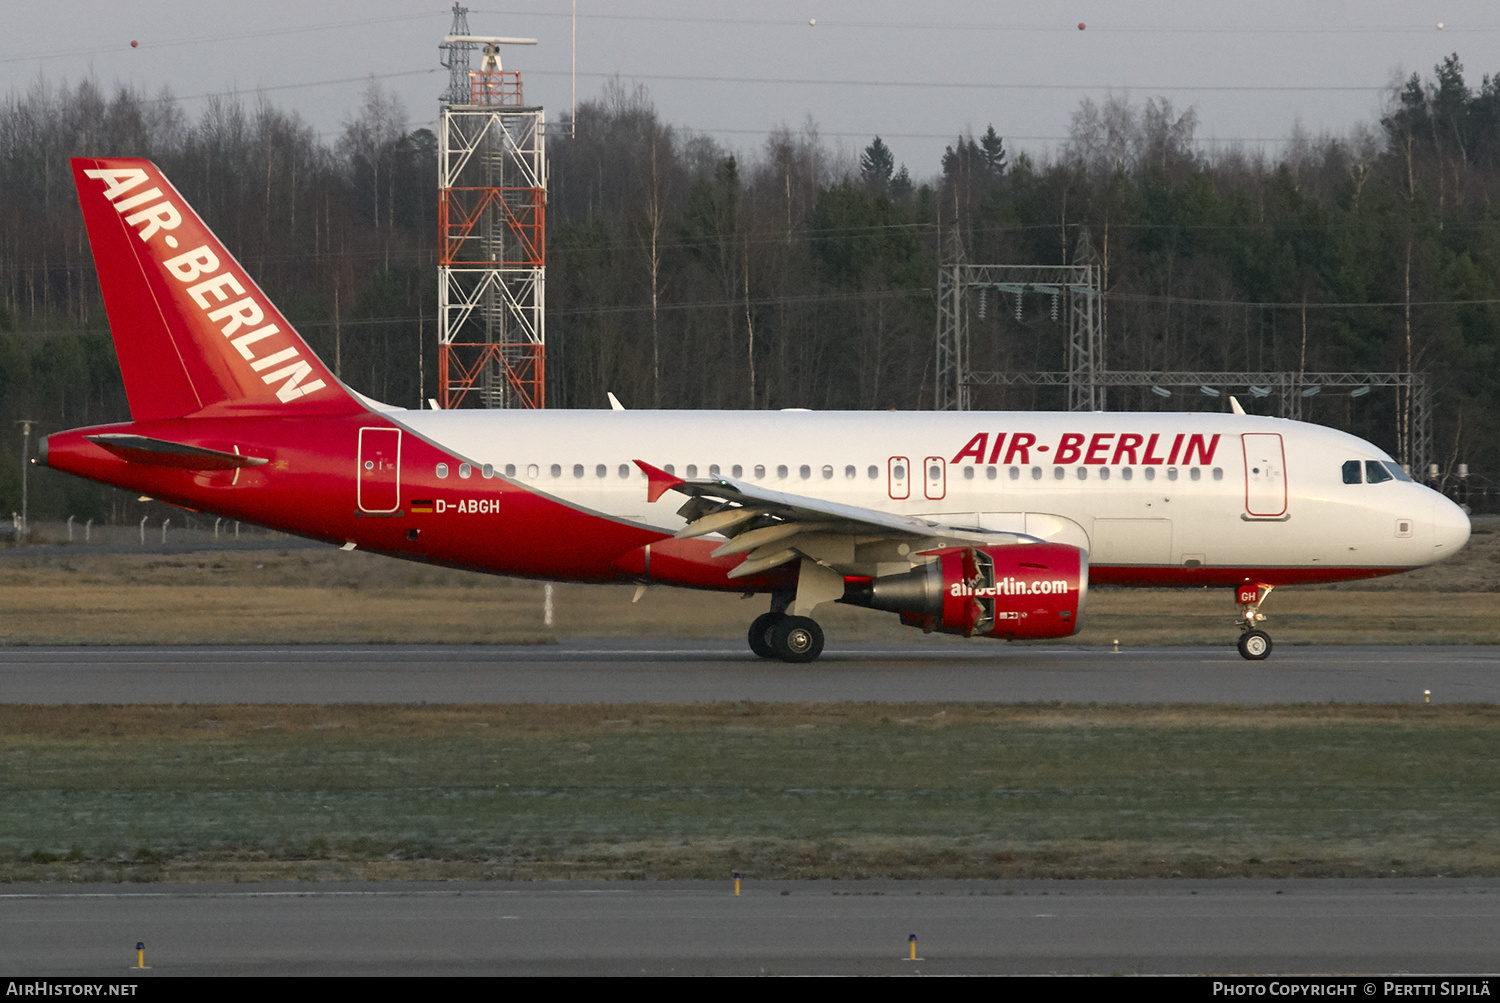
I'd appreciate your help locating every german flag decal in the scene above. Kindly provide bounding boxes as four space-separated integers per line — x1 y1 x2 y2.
410 500 434 513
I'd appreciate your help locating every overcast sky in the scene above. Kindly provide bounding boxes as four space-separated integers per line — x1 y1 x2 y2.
5 1 1500 176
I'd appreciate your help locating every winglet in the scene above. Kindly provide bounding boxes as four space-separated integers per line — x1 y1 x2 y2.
634 459 685 503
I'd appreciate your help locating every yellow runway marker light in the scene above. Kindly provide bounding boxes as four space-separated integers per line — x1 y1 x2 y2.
132 941 149 970
1425 689 1431 704
904 933 923 961
733 871 741 896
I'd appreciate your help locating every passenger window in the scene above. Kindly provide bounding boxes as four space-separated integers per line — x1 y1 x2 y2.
1031 467 1042 480
459 463 472 478
1212 467 1223 481
845 465 856 479
1053 467 1065 480
686 464 697 478
800 465 811 479
526 463 539 479
664 464 675 475
505 463 516 478
1076 467 1087 480
867 465 879 479
1009 466 1020 480
892 465 905 480
618 464 631 478
573 464 584 478
709 464 720 477
596 464 607 478
1121 467 1133 481
482 463 494 479
756 465 767 479
1099 467 1110 481
732 464 743 478
822 465 833 479
1365 460 1394 484
1144 468 1156 482
436 463 449 478
1190 467 1201 481
986 466 998 480
778 465 789 479
1167 467 1178 481
1342 460 1362 484
963 466 975 480
550 464 562 478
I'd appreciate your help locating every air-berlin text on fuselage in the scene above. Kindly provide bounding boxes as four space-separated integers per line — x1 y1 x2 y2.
81 167 326 404
951 431 1220 467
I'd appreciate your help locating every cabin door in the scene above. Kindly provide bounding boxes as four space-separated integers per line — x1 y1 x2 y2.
358 427 402 513
1242 432 1287 518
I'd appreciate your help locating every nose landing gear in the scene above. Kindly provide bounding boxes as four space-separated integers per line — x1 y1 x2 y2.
1236 583 1274 660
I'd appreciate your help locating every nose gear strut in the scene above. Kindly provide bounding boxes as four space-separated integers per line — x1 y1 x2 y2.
1236 583 1274 660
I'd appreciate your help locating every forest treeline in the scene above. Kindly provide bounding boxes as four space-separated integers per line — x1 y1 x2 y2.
3 56 1500 521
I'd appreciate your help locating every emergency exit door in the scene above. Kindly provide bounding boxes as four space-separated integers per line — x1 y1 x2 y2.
358 427 402 513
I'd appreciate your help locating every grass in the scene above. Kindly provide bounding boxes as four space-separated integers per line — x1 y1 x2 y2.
1 544 1499 645
3 702 1499 883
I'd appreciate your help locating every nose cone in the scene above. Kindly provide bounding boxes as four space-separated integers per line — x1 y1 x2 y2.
1429 494 1471 562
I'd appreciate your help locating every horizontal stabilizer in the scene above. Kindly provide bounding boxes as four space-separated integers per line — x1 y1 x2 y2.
87 434 269 470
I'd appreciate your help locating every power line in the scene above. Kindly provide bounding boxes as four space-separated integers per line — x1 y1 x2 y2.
10 288 1500 342
532 68 1392 95
689 126 1309 145
473 9 1500 36
172 68 442 104
0 12 443 65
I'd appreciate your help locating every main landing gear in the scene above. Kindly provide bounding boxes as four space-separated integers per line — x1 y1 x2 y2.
1236 583 1274 660
748 609 825 663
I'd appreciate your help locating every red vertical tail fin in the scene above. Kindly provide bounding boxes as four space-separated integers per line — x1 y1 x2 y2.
71 157 360 419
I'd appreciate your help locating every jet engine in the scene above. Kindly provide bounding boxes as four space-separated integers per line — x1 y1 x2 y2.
842 543 1087 640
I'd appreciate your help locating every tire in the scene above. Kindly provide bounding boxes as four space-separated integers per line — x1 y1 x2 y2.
748 612 785 658
1237 629 1273 661
770 616 825 663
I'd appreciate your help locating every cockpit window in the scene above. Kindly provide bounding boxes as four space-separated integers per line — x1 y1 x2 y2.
1384 461 1413 482
1342 460 1362 484
1365 460 1394 484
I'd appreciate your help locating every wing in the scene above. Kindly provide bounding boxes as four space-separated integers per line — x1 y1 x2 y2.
634 459 1039 579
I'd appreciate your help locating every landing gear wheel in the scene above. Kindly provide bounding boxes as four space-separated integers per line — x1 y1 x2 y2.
769 616 825 663
1238 630 1273 661
748 612 785 659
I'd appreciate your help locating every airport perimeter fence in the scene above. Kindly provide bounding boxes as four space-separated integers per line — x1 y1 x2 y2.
0 517 297 549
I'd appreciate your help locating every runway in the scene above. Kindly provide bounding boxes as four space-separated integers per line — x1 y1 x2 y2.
4 878 1499 976
0 641 1496 704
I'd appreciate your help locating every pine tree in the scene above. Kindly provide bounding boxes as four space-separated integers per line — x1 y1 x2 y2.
860 136 895 195
980 125 1007 176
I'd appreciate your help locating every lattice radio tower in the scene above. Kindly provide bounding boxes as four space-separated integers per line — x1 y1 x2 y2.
436 5 546 408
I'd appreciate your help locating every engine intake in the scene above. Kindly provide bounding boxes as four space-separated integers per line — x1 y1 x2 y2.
843 542 1087 640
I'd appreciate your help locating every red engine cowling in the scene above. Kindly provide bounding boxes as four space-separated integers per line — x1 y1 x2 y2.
843 543 1087 640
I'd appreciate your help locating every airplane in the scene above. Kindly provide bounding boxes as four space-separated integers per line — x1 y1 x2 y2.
35 158 1472 663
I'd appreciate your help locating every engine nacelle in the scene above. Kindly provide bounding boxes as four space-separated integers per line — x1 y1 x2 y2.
843 543 1087 640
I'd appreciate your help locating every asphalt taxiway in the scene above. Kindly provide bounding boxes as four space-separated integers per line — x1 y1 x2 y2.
4 879 1498 976
0 641 1495 704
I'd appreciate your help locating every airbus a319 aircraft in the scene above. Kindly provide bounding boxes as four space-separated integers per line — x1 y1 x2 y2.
37 158 1472 662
